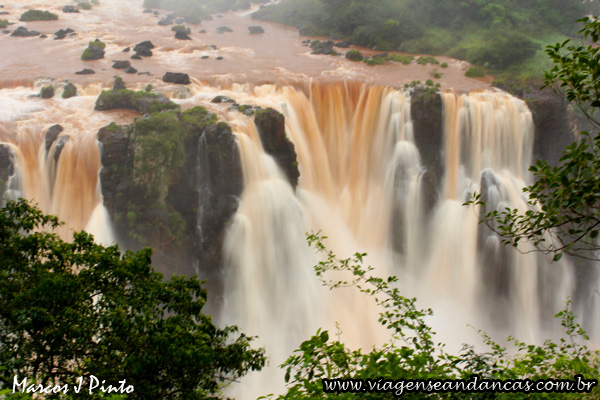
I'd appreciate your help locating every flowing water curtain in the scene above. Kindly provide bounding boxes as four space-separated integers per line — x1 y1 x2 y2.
221 82 422 398
430 91 574 342
222 116 325 398
0 86 114 243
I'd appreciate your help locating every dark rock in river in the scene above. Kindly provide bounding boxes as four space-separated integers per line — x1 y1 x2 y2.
215 26 233 33
40 85 54 99
62 82 77 98
75 68 95 75
310 40 335 55
133 40 153 57
130 54 142 60
158 17 173 26
124 66 137 74
162 72 190 85
334 40 351 48
54 28 75 39
10 26 40 37
211 95 235 104
248 25 264 34
112 60 131 69
62 5 79 13
45 124 64 154
123 46 130 52
143 8 152 13
112 76 126 90
175 30 191 40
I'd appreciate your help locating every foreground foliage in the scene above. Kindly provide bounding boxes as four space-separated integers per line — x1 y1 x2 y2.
0 199 265 399
467 17 600 261
263 234 600 399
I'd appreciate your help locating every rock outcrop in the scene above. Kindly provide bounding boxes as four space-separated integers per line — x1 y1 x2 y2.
254 108 300 188
162 72 190 85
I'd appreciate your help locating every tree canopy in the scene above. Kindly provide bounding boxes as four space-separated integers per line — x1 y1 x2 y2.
468 17 600 261
0 199 265 399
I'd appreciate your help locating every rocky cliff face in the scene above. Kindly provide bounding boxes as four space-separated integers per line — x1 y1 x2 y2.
98 103 296 299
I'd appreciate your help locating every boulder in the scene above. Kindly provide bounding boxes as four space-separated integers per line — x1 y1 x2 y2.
40 85 54 99
158 17 173 26
122 46 130 52
215 26 233 33
210 95 235 104
10 26 40 37
254 108 299 188
133 40 153 57
248 25 264 34
45 124 64 154
216 56 223 60
130 54 142 60
174 30 191 40
53 28 74 39
310 40 335 55
112 76 126 90
199 29 206 34
75 68 95 75
143 8 152 13
124 66 137 74
81 40 105 60
112 60 131 69
61 82 77 98
162 72 190 85
62 5 79 13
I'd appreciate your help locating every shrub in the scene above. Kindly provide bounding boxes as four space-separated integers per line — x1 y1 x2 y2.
365 57 386 66
417 55 440 65
0 19 8 29
441 62 448 68
172 24 191 34
271 233 600 399
425 78 434 86
345 49 364 61
388 54 414 64
19 9 58 21
78 2 92 10
431 69 442 79
465 65 487 78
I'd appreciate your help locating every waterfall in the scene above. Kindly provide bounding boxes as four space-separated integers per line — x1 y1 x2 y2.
0 86 115 243
222 83 425 398
221 84 593 398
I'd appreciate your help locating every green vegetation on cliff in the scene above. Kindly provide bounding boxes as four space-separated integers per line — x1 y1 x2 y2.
253 0 600 80
95 88 179 114
0 19 8 29
142 0 268 23
19 9 58 21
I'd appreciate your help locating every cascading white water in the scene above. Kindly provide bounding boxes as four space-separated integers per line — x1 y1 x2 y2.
222 83 426 398
0 84 115 244
221 83 595 399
